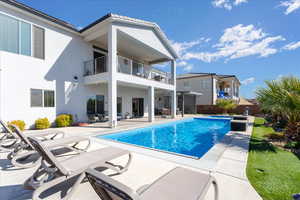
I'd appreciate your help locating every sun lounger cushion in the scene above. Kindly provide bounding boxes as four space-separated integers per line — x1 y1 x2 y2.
140 167 211 200
60 147 129 174
42 136 88 148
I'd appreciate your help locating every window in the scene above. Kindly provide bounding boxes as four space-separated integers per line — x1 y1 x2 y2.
20 21 31 56
0 13 45 58
0 13 19 54
86 98 96 114
163 96 170 108
132 61 144 75
31 89 43 107
33 25 45 59
183 81 189 88
31 89 55 107
86 95 105 114
44 90 55 107
117 97 122 114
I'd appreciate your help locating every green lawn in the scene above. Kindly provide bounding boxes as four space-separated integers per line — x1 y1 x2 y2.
246 118 300 200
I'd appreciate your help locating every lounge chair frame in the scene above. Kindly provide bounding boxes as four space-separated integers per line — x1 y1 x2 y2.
27 136 131 200
85 167 219 200
8 125 90 169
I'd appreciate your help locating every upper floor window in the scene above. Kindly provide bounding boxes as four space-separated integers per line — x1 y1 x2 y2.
183 81 189 87
33 25 45 59
0 13 45 59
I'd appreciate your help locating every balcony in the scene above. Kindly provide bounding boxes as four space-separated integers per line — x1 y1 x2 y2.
83 55 173 85
217 91 230 99
83 56 107 76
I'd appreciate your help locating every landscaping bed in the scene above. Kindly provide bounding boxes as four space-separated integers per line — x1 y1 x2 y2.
246 118 300 200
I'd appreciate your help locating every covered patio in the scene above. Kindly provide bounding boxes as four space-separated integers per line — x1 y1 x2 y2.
81 15 178 128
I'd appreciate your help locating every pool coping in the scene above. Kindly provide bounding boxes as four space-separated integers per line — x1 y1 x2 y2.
90 116 246 172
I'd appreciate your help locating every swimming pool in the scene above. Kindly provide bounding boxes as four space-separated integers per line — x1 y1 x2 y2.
97 118 231 159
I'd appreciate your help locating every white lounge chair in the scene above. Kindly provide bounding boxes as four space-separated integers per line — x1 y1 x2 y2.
8 125 90 169
85 167 219 200
0 120 65 153
27 136 132 200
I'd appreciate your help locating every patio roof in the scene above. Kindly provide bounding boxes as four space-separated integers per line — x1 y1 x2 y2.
177 91 203 96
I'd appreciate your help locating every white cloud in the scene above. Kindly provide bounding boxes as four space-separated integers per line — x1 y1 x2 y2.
177 61 188 67
277 74 284 80
183 65 193 72
241 77 255 85
212 0 249 10
283 41 300 50
280 0 300 15
171 38 209 57
182 24 285 63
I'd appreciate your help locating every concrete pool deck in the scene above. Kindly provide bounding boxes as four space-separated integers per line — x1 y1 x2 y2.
0 115 262 200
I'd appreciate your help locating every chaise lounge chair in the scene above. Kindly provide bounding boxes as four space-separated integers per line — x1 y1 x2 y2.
0 120 65 152
8 125 91 169
85 167 219 200
27 136 132 200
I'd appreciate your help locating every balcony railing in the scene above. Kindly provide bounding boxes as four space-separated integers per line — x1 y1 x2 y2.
118 56 173 84
83 56 107 76
84 55 173 85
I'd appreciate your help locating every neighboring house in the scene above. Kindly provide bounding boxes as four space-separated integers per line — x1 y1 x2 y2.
177 73 240 113
0 0 178 128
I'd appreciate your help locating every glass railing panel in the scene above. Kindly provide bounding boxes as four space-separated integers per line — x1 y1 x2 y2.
84 60 94 76
95 56 107 74
118 56 131 74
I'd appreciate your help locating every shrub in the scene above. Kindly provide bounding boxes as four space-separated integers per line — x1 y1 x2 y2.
35 118 50 130
55 114 73 127
216 99 237 114
8 120 26 131
256 76 300 141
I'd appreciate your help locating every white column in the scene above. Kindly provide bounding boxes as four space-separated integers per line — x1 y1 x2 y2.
171 60 176 86
108 24 117 128
171 90 177 118
171 60 177 118
148 86 154 122
231 80 234 98
212 77 218 105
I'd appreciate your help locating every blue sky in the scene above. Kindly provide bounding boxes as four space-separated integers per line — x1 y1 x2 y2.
18 0 300 98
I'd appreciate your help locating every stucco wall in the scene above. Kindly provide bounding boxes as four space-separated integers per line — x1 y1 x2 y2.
177 76 213 105
0 5 93 127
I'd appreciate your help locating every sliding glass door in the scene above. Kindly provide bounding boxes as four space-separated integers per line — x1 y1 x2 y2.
96 95 105 114
87 95 105 114
132 98 144 117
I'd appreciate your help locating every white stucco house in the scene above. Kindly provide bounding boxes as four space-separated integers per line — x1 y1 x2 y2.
0 0 178 128
177 73 240 113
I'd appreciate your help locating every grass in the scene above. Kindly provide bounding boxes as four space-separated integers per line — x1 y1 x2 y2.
246 118 300 200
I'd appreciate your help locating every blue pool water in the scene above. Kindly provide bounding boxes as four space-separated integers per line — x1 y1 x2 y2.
98 118 231 159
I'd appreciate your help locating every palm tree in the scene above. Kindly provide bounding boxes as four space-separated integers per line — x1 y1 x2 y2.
256 76 300 141
216 99 237 114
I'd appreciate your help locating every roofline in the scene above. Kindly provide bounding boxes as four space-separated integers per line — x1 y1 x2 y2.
177 73 240 84
0 1 179 59
79 13 111 33
0 0 79 32
177 74 214 80
80 14 179 59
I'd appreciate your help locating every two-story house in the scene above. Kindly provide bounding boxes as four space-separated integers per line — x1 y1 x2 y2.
0 0 178 128
177 73 240 113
